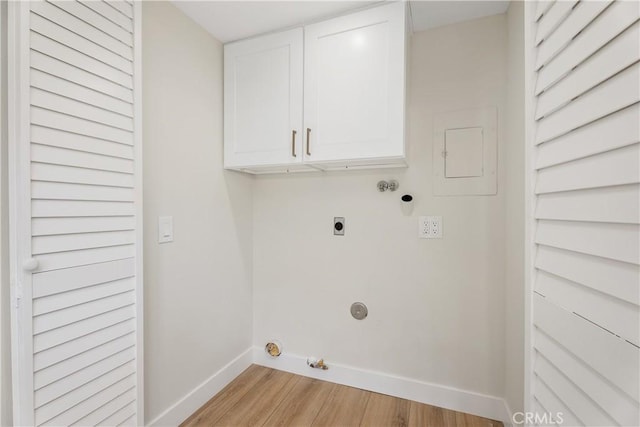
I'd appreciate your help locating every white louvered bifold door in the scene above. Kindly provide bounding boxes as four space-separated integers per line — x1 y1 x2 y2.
8 1 142 426
529 1 640 426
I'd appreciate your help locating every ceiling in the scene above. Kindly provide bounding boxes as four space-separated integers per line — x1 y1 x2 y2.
172 1 510 44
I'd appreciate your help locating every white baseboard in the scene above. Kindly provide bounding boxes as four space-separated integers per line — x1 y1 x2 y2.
146 347 253 427
252 346 512 425
147 346 512 426
503 401 515 427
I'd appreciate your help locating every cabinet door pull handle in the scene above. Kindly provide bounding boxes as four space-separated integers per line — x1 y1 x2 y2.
291 130 297 157
306 128 311 156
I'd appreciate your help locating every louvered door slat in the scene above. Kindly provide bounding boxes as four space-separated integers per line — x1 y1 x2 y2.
535 63 640 144
534 1 612 70
536 220 639 264
31 88 134 131
34 291 135 334
31 125 134 158
536 144 640 194
32 107 133 146
30 1 133 60
70 387 136 427
30 69 134 117
534 354 617 426
116 414 137 426
32 182 135 201
32 163 135 188
32 144 134 172
105 1 134 19
534 0 577 46
534 330 639 427
535 0 639 94
529 2 639 423
96 401 136 427
33 277 135 315
32 216 136 236
31 51 133 103
30 12 133 75
534 295 639 402
82 1 133 33
34 346 135 408
533 376 582 427
44 374 136 426
50 1 133 46
35 367 135 426
536 184 640 224
32 230 136 254
9 1 141 425
535 22 639 119
534 1 554 22
34 333 135 389
33 320 135 371
32 258 135 298
533 400 549 423
35 245 136 273
536 270 638 345
32 199 135 217
536 103 639 166
535 245 638 305
34 306 135 354
30 32 132 88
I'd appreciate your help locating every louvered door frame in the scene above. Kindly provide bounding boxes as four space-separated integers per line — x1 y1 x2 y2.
7 2 143 425
524 1 639 425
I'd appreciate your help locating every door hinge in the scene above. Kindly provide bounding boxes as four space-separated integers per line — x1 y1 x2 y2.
13 281 23 309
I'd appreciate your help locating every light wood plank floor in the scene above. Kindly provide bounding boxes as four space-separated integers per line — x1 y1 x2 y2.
181 365 503 427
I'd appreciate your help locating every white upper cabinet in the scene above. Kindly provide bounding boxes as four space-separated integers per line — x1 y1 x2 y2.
224 28 304 171
303 2 407 168
223 3 408 173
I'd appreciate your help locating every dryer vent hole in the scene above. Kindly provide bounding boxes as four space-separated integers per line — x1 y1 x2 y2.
265 341 282 358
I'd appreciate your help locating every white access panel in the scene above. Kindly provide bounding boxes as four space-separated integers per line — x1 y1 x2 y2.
433 107 497 195
8 1 143 425
444 127 483 178
527 0 640 425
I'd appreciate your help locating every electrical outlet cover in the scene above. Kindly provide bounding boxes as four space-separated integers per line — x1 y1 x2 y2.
418 216 442 239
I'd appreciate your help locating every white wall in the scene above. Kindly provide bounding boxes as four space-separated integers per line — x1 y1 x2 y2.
505 0 525 416
253 14 508 398
142 2 253 422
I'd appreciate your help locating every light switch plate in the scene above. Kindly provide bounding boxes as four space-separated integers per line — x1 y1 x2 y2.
419 216 442 239
158 216 173 243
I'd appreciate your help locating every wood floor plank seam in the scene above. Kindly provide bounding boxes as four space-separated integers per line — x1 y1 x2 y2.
262 381 308 426
181 365 271 427
305 379 343 427
261 374 303 426
306 385 333 427
263 376 336 427
215 370 299 426
361 392 410 426
355 393 372 427
180 365 504 427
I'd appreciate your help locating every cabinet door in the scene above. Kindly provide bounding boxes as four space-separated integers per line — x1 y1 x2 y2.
303 3 406 165
224 28 303 169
